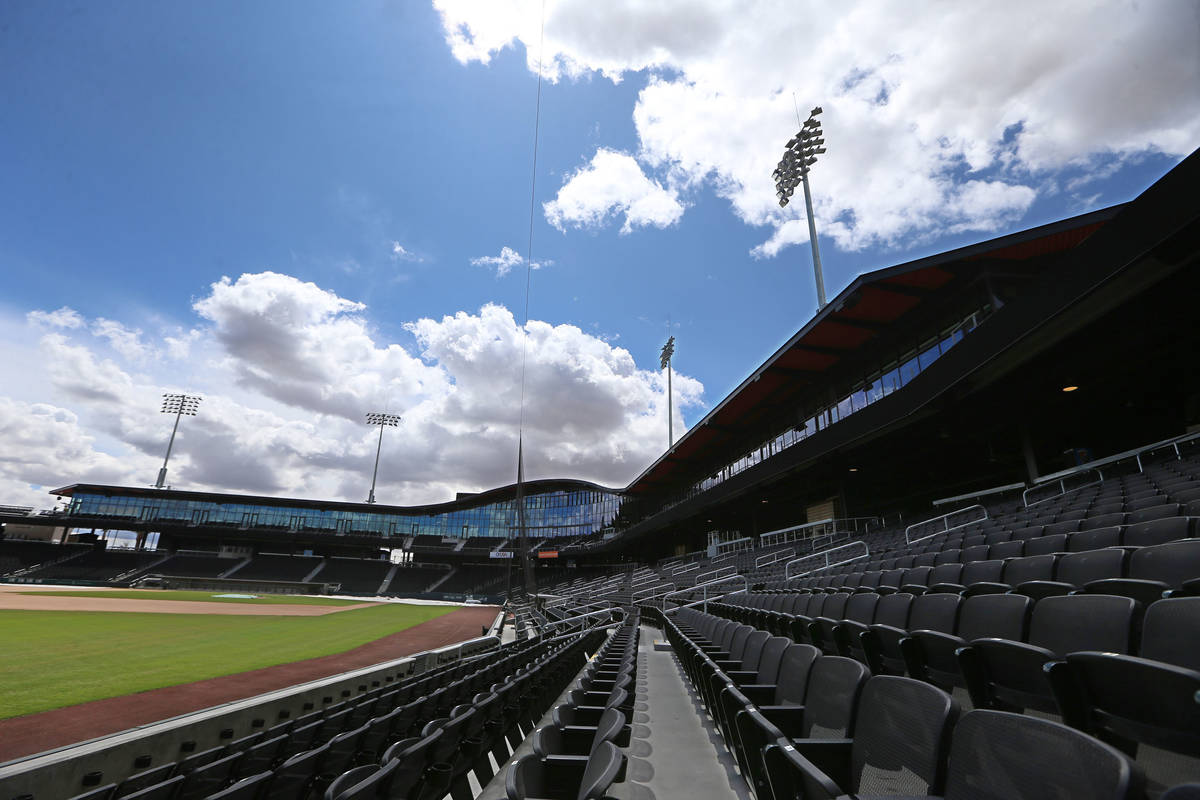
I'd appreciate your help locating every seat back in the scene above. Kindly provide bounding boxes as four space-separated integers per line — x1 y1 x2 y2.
774 644 820 704
1002 555 1056 586
1056 549 1125 587
1141 597 1200 670
800 656 869 738
957 593 1030 642
851 677 957 796
1130 539 1200 588
1029 594 1136 657
873 592 913 627
944 710 1142 800
907 592 961 634
755 636 792 684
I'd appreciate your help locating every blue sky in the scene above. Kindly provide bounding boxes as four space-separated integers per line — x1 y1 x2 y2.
0 1 1196 508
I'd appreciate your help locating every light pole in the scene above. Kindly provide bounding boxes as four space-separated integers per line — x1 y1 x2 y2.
660 336 675 448
773 106 829 309
155 393 201 488
365 412 401 504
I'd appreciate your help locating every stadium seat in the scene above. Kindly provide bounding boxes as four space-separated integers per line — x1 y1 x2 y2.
903 593 1031 692
862 592 959 676
960 594 1137 715
1084 539 1200 604
760 676 958 800
505 739 623 800
202 771 272 800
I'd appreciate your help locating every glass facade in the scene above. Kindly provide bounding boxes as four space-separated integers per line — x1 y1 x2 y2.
634 307 989 523
64 483 624 543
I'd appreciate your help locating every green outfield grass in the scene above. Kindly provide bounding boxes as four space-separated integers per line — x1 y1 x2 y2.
18 589 365 606
0 602 459 719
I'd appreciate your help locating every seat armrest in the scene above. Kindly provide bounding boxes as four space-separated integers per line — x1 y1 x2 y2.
790 738 855 790
723 669 758 684
736 684 777 705
759 705 807 737
762 739 846 800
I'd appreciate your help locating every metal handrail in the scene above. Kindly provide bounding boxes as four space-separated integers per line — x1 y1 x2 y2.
784 540 870 581
712 536 753 555
539 608 617 631
1033 430 1200 487
904 504 988 545
631 582 676 603
933 481 1026 507
672 562 699 575
659 574 748 613
810 530 850 551
696 564 736 584
755 547 795 569
759 518 835 546
1023 469 1103 507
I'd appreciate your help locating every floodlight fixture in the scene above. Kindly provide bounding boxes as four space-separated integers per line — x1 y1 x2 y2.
660 336 676 449
365 411 402 504
155 393 202 488
773 104 829 309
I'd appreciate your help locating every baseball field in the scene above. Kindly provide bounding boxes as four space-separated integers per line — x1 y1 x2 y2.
0 586 460 720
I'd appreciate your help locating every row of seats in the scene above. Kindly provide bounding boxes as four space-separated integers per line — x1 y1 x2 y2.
61 626 607 800
707 590 1200 795
657 605 1150 799
777 536 1200 603
507 613 640 800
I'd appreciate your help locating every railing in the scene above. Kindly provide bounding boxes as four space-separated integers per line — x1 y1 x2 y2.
1023 470 1103 507
1023 431 1200 507
659 574 749 614
539 607 618 632
0 505 35 516
759 518 834 547
696 564 737 585
904 504 988 545
672 562 699 576
1038 431 1200 485
631 582 680 605
809 530 850 551
755 547 795 569
784 540 870 581
933 482 1026 507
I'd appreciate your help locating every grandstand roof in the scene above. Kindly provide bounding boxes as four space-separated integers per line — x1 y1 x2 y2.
51 476 620 515
625 206 1121 496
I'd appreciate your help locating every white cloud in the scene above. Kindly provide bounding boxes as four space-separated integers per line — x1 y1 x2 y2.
470 246 553 277
390 240 422 261
92 318 153 362
0 271 703 508
436 1 1200 256
27 307 84 329
544 148 685 234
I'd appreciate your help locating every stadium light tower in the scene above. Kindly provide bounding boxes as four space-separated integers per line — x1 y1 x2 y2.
773 106 829 309
155 393 201 489
365 412 401 504
660 336 676 448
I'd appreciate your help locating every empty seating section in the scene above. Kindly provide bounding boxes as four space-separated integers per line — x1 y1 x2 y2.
459 537 501 555
384 565 450 594
318 558 393 595
634 448 1200 796
54 613 623 800
0 540 90 576
409 535 458 555
436 564 509 595
234 555 323 582
151 554 237 578
21 547 163 581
